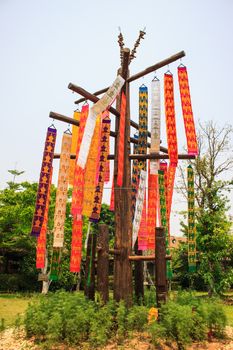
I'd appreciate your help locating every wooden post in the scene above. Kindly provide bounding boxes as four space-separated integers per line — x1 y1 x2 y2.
97 224 109 303
113 48 133 305
155 227 167 307
84 233 97 300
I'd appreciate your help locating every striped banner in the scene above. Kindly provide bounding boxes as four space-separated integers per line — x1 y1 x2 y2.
117 91 126 186
131 134 139 219
89 114 111 223
53 132 72 248
164 73 178 166
178 66 198 156
31 127 56 237
82 115 101 217
69 111 80 186
36 168 53 269
71 105 89 216
187 165 196 272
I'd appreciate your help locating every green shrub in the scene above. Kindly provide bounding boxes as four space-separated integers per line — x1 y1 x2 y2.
116 300 127 340
126 305 148 331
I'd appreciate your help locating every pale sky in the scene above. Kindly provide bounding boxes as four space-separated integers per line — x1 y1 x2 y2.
0 0 232 235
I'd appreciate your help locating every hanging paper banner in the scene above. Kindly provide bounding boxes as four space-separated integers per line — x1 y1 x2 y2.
50 247 60 281
167 164 176 218
131 134 139 219
178 66 198 156
150 79 161 174
117 91 126 186
187 165 196 272
70 216 83 272
71 105 89 216
78 75 125 169
147 169 158 250
138 85 148 171
164 73 178 167
31 127 56 237
138 194 148 250
158 170 172 279
69 111 80 186
36 168 53 269
53 132 72 248
82 115 101 217
89 114 111 223
132 170 147 248
109 178 114 211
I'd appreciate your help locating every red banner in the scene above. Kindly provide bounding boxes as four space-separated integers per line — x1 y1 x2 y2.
164 73 178 166
117 92 126 186
178 66 198 155
109 178 114 211
138 194 148 251
147 171 158 250
70 217 83 272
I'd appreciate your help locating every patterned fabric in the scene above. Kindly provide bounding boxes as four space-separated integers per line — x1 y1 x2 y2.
150 79 160 174
78 75 124 169
82 115 101 217
71 105 89 216
164 73 178 166
131 134 139 219
36 168 53 269
50 247 60 281
167 164 176 218
147 170 158 250
187 165 196 272
109 178 114 211
89 114 111 223
132 170 147 248
70 216 83 272
178 66 198 156
158 170 172 279
53 132 72 248
69 111 80 186
31 127 56 237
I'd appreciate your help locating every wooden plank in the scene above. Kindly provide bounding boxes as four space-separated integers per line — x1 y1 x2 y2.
129 255 171 261
97 224 109 304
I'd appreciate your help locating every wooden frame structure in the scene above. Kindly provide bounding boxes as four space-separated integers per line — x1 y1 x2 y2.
49 47 195 305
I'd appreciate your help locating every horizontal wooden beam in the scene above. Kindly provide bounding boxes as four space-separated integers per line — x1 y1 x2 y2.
128 255 172 261
74 50 185 104
53 153 194 160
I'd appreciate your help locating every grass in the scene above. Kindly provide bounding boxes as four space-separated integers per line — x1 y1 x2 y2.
0 294 34 327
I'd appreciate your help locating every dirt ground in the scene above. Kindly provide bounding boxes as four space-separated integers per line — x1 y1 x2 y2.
1 327 233 350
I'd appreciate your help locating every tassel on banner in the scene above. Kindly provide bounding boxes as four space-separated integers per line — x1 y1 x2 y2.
187 165 197 272
89 113 111 223
53 132 72 248
164 73 178 167
178 66 198 156
36 168 53 269
69 111 80 186
31 127 57 237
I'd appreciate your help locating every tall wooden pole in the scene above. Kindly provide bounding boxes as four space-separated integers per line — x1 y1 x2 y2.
113 48 133 305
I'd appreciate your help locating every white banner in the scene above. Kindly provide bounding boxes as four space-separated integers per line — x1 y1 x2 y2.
132 170 147 248
77 75 125 169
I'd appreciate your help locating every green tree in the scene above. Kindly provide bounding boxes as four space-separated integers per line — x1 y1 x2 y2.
176 121 233 295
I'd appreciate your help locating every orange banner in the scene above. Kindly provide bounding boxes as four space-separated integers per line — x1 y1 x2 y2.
178 66 198 155
164 73 178 166
69 111 80 186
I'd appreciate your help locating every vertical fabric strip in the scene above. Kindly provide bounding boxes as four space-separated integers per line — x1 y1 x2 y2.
117 91 126 186
71 105 89 216
131 134 139 219
147 170 158 250
69 111 80 186
70 216 83 272
31 127 57 237
178 66 198 156
50 247 60 281
187 165 196 272
132 170 147 248
53 132 72 248
36 168 53 269
164 73 178 166
82 115 101 217
89 114 111 223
